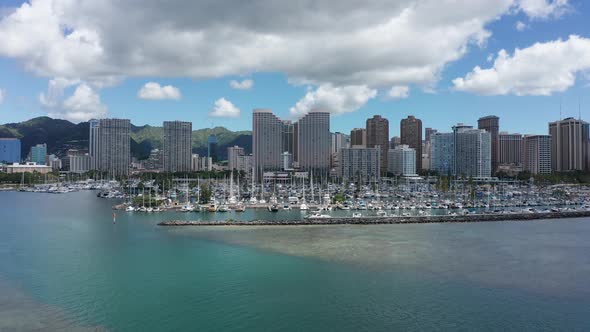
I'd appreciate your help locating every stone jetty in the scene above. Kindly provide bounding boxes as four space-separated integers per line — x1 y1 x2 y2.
157 210 590 227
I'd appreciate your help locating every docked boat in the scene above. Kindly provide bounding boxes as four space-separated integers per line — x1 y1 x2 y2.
268 204 280 212
234 203 246 212
217 204 230 212
125 206 135 212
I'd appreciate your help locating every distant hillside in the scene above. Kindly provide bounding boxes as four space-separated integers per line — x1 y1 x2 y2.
0 117 252 160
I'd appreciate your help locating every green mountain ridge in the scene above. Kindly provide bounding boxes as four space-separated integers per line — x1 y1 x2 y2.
0 117 252 160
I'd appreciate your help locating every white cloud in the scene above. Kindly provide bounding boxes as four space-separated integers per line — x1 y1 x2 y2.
40 80 107 122
515 21 528 31
229 79 253 90
0 88 5 104
0 0 570 92
387 86 410 99
137 82 181 100
209 98 240 118
453 35 590 96
290 84 377 117
516 0 570 19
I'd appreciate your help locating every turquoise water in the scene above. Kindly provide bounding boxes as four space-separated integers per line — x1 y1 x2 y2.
1 191 589 331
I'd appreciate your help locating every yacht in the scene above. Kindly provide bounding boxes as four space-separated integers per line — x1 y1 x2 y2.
305 212 331 219
352 212 362 218
282 204 291 211
300 202 309 210
234 203 246 212
217 204 230 212
268 204 280 212
125 206 135 212
376 210 387 217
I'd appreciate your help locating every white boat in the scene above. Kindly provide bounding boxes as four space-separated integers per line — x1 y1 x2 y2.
125 206 135 212
352 212 362 218
305 212 331 219
376 210 387 217
217 204 230 212
300 202 309 210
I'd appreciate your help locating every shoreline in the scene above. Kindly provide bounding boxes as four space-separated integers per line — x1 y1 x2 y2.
157 210 590 226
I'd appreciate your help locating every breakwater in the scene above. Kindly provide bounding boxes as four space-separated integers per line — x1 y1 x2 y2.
157 210 590 226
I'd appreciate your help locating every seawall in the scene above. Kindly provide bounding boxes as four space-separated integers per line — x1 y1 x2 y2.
157 210 590 226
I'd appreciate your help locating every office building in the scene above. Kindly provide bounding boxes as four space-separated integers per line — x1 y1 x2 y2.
90 118 131 176
283 152 293 170
549 117 589 171
4 162 52 174
339 147 380 183
366 115 389 174
297 111 331 174
207 134 218 162
523 135 552 175
498 133 523 166
47 154 62 170
69 154 91 173
454 124 492 178
430 132 455 176
0 138 21 163
350 128 366 147
400 116 422 173
30 143 47 165
478 115 499 173
388 145 417 177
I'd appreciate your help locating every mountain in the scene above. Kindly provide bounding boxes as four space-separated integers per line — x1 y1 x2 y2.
0 117 252 160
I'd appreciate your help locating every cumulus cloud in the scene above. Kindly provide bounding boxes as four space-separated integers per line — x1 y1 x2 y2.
387 86 410 99
209 98 240 118
40 80 107 122
290 84 377 117
453 35 590 96
229 79 253 90
0 0 571 91
516 0 570 19
138 82 181 100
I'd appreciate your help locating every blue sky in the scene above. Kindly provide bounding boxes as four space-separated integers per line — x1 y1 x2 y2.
0 0 588 138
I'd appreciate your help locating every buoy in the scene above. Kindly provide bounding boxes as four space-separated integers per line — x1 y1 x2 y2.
113 212 117 224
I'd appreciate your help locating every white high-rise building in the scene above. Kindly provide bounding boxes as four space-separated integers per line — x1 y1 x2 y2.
297 111 331 175
388 145 417 176
453 125 491 178
227 146 245 171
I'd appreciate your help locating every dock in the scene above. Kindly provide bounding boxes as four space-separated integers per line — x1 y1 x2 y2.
157 210 590 226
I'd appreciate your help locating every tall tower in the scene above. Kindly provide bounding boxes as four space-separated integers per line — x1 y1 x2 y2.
96 118 131 176
366 115 389 174
89 119 100 170
478 115 499 174
297 111 331 175
400 115 422 173
163 121 192 173
252 109 284 179
549 117 589 171
350 128 366 147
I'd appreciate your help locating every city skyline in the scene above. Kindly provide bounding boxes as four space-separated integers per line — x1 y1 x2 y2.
0 1 589 137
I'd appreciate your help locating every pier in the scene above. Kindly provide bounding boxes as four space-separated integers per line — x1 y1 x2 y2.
157 210 590 226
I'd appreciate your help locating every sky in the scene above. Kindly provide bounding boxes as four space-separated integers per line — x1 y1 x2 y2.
0 0 589 138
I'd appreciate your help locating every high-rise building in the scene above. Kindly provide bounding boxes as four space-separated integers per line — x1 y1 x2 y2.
0 138 21 163
454 124 491 178
91 118 131 176
549 117 589 172
523 135 552 175
430 132 455 176
390 136 401 149
331 132 350 154
297 111 331 174
191 154 200 171
69 154 91 173
478 115 499 173
366 115 389 174
163 121 192 173
253 109 286 177
227 145 245 171
350 128 366 147
425 128 438 142
388 145 417 176
498 133 523 166
282 121 295 156
400 116 422 173
30 143 47 165
89 119 100 170
207 134 218 163
339 147 380 183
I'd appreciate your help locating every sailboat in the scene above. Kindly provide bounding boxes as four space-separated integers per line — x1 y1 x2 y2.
300 174 309 210
249 166 258 204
